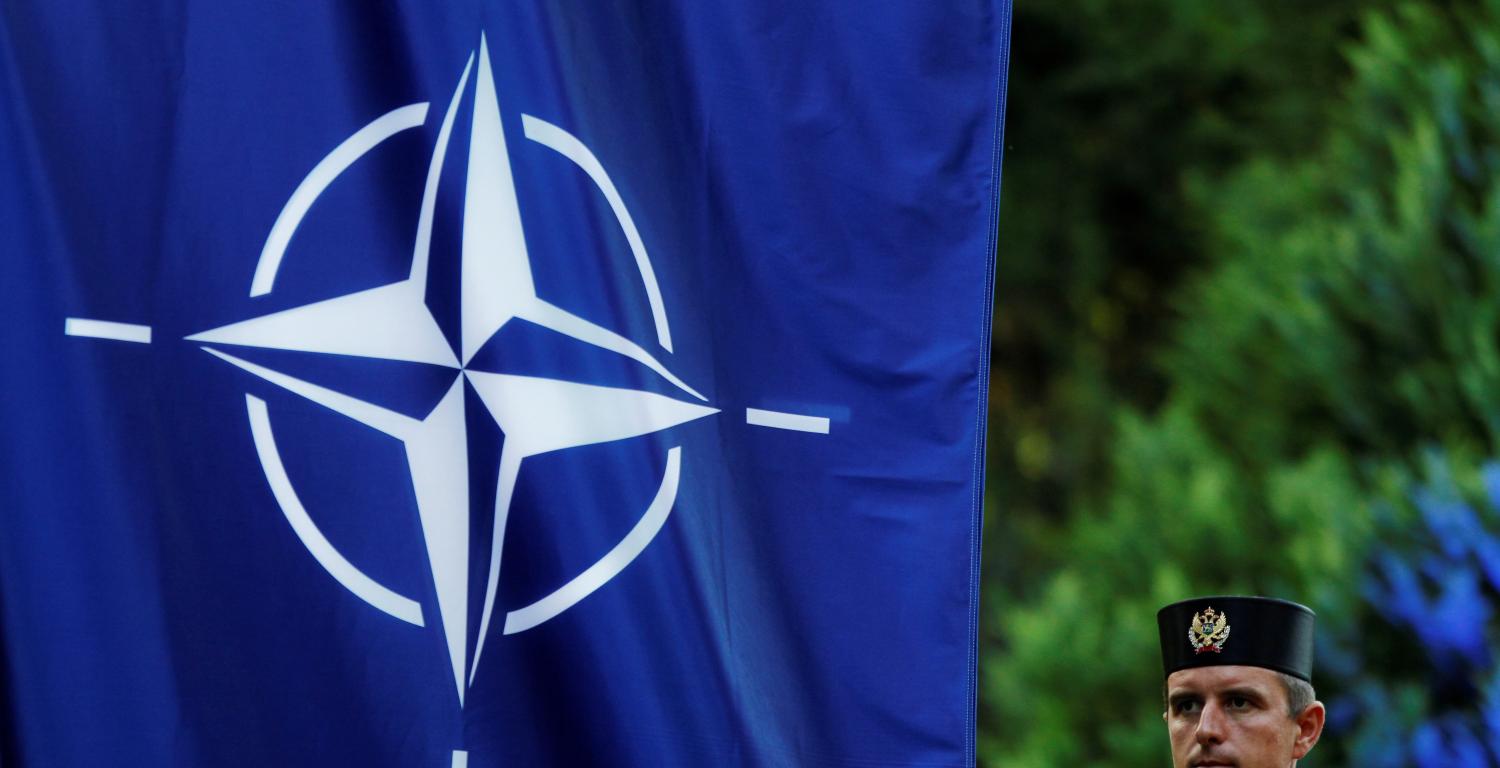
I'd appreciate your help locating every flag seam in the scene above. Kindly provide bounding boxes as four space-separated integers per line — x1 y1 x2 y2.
968 1 1014 763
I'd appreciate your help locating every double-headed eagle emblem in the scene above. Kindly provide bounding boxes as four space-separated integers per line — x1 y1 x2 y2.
1189 607 1231 654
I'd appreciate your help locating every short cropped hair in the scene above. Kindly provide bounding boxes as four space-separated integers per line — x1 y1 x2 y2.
1279 672 1315 717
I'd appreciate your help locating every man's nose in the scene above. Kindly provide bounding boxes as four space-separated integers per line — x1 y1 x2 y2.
1195 701 1227 746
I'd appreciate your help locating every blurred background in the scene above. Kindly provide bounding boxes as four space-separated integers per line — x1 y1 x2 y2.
978 0 1500 764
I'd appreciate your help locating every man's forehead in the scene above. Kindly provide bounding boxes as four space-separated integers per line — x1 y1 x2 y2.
1167 665 1283 694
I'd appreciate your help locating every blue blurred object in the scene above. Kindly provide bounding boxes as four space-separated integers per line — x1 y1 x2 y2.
1329 459 1500 765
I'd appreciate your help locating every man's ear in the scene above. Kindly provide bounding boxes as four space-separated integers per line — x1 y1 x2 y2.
1291 700 1325 759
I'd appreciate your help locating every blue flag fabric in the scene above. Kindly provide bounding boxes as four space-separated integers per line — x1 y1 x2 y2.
0 3 1010 766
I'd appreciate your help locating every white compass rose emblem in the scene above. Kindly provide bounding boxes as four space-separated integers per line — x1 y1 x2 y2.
189 33 721 706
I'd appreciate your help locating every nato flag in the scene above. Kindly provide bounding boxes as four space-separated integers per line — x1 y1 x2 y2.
0 2 1011 765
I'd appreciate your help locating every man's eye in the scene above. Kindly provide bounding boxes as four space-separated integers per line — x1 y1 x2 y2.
1174 700 1202 715
1228 696 1252 710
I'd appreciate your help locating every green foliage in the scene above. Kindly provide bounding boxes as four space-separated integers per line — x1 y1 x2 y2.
1170 1 1500 466
986 0 1388 596
983 0 1500 764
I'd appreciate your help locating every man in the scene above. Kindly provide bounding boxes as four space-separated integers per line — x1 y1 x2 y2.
1158 596 1326 768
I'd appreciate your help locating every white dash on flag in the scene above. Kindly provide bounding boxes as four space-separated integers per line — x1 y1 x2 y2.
745 408 830 434
64 318 153 344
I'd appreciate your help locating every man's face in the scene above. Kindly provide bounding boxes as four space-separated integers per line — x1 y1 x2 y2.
1164 665 1321 768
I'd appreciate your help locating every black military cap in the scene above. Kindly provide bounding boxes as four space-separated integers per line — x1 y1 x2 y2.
1157 596 1315 682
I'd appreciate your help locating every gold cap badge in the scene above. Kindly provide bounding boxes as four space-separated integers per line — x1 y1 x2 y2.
1188 607 1231 654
